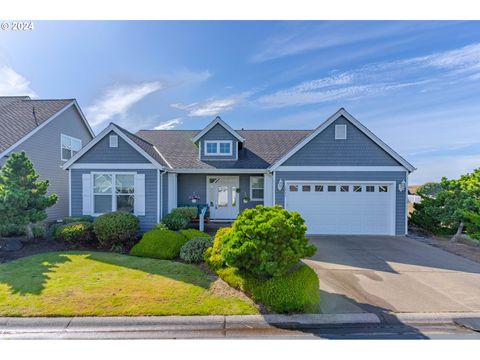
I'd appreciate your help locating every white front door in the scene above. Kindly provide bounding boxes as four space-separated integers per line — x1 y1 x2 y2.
207 176 240 220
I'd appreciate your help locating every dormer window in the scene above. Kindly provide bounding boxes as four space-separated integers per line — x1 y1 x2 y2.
205 140 232 156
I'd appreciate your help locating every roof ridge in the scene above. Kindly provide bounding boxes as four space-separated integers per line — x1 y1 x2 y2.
137 129 313 132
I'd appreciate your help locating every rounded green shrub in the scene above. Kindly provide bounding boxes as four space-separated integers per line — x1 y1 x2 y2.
130 229 187 259
217 264 319 313
62 215 94 224
93 211 139 249
221 205 316 277
180 237 213 263
54 221 94 244
161 212 189 231
180 228 210 241
32 224 46 239
204 227 232 271
172 207 198 220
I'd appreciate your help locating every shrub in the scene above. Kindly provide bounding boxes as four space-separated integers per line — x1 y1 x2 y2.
63 215 94 224
221 206 316 277
180 228 210 241
217 264 319 313
180 237 213 263
161 212 189 231
464 211 480 240
0 224 26 237
204 227 232 271
93 211 139 249
130 229 187 259
155 222 168 231
32 224 46 239
54 221 94 244
172 207 198 220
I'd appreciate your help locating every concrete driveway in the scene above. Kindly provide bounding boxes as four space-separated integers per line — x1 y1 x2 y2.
305 236 480 314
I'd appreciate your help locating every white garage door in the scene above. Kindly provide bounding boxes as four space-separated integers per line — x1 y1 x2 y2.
285 182 395 235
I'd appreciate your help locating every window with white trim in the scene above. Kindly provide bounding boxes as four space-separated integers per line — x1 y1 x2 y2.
335 124 347 140
93 173 135 215
204 141 232 156
250 176 264 201
61 134 82 161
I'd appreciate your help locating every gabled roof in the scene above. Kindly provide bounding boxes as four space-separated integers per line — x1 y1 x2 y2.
269 108 416 172
191 116 245 143
137 129 311 170
0 96 95 156
62 123 167 170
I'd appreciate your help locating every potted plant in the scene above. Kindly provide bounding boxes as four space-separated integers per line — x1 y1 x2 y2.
242 193 250 204
189 192 200 204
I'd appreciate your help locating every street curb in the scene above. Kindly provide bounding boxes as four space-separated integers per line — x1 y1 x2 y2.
393 312 480 324
0 314 381 334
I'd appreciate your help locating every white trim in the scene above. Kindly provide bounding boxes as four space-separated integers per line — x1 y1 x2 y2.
160 171 164 220
157 169 160 224
276 166 407 172
335 124 347 140
60 133 82 161
405 171 409 235
272 171 276 205
269 108 416 172
192 116 245 143
167 173 177 213
250 176 265 201
170 168 267 174
91 171 137 216
68 170 72 217
69 163 157 169
0 101 94 159
62 123 164 170
204 140 233 156
109 135 118 148
284 180 396 236
263 173 273 206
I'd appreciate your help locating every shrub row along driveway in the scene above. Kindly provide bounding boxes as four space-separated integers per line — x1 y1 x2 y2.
306 235 480 314
0 251 258 316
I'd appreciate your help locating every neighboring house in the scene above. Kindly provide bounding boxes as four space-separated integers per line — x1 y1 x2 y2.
63 108 415 235
0 96 94 222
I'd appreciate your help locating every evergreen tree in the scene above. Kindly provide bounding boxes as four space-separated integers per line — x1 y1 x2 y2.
0 152 57 239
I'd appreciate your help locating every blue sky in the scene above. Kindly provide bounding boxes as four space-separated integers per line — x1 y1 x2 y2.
0 21 479 184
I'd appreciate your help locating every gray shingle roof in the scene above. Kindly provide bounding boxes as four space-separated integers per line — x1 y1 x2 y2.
0 96 74 153
136 129 312 169
113 124 169 168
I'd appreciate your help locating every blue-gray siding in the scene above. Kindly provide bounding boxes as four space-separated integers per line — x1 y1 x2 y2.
274 171 407 235
198 124 238 161
70 168 158 232
283 116 402 167
177 174 262 212
77 131 149 164
0 105 93 221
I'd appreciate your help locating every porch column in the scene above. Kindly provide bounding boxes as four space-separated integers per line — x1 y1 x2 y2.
167 172 178 213
263 173 273 206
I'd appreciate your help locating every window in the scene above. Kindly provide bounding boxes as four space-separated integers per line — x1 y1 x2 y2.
61 134 82 161
340 185 349 192
335 124 347 140
353 185 362 192
109 135 118 148
93 173 135 215
302 185 311 192
328 185 336 192
366 185 375 192
204 141 232 156
315 185 324 192
250 176 264 200
289 184 298 192
379 185 389 193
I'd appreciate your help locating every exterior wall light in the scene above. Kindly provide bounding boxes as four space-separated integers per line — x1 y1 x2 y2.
277 178 284 191
398 180 406 192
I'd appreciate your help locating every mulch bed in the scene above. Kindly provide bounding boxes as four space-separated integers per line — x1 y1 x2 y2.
408 226 480 264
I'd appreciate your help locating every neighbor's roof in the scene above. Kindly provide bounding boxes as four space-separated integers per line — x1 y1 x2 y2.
0 96 74 153
136 129 312 169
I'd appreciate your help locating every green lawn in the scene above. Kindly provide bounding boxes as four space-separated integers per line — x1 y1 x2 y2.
0 251 259 316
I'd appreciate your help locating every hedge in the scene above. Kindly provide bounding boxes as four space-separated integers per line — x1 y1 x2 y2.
93 211 139 249
130 229 188 259
54 221 94 244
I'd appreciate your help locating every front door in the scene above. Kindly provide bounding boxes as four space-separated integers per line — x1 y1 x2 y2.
207 176 239 220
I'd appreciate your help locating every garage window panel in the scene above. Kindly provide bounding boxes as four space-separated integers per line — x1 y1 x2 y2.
289 184 298 192
379 185 389 193
353 185 362 192
302 185 311 192
315 185 324 192
340 185 349 192
366 185 375 192
328 185 336 192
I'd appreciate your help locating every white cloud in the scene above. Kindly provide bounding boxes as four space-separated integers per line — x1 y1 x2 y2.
257 43 480 108
172 91 252 117
0 66 36 97
86 81 162 127
153 117 182 130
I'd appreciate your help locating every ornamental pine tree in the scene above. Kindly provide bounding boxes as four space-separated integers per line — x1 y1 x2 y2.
0 152 57 239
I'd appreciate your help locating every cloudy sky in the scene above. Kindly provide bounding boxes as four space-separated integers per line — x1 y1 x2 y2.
0 21 479 184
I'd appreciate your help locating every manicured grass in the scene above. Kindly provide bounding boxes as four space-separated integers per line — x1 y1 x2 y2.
0 251 259 316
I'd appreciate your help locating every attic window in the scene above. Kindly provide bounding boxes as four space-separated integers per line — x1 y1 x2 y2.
335 125 347 140
109 135 118 148
204 141 232 156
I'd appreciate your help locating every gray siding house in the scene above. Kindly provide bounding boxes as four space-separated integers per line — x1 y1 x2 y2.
0 96 94 221
63 108 415 235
